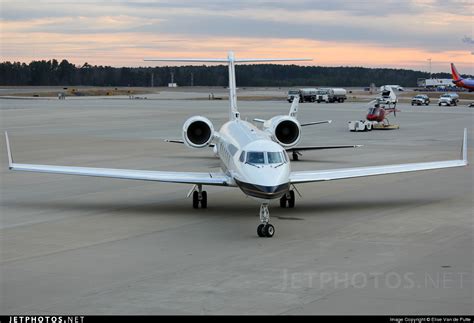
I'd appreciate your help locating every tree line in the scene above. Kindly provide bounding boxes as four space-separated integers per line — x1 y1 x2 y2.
0 59 456 87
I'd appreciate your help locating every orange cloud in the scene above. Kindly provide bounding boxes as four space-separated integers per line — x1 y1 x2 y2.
1 31 471 74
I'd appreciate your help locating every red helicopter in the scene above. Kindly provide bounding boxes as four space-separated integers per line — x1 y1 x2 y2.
366 100 400 125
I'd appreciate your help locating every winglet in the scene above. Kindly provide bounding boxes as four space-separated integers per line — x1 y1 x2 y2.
462 128 468 164
5 131 13 169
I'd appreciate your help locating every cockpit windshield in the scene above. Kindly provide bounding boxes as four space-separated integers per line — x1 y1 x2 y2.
244 151 286 164
247 152 265 164
368 107 377 114
267 151 283 164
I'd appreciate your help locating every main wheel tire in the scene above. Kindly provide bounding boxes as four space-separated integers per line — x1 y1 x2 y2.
257 224 265 237
192 191 199 209
288 190 295 208
200 191 207 208
263 224 275 238
280 195 287 208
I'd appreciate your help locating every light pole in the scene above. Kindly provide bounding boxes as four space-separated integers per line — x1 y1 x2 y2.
427 58 432 79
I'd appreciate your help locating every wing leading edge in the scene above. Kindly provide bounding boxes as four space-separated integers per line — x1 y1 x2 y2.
290 129 468 184
5 132 231 186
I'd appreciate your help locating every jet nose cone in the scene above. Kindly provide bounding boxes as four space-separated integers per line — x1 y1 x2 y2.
236 180 290 200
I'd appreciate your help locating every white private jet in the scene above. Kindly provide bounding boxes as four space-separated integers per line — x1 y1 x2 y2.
5 51 468 238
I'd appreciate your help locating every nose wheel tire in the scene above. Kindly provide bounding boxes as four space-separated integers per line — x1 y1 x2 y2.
257 224 265 237
263 224 275 237
257 224 275 238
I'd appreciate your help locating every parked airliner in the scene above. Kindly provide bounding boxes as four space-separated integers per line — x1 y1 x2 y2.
451 63 474 91
5 51 468 237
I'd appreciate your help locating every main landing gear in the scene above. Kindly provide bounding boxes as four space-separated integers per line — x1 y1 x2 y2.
280 190 295 208
192 184 207 209
292 151 301 161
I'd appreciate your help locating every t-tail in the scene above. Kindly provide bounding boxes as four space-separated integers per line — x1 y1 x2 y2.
145 51 311 121
451 63 463 82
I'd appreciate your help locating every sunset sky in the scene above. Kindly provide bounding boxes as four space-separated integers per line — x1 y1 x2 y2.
1 0 473 73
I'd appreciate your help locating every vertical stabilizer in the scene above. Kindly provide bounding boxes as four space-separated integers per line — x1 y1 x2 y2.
144 53 311 121
227 51 240 120
451 63 462 81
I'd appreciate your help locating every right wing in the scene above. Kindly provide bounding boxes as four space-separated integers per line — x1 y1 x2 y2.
290 129 468 184
5 133 230 186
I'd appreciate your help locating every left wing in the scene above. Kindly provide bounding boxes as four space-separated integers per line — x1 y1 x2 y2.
5 133 230 186
290 129 468 184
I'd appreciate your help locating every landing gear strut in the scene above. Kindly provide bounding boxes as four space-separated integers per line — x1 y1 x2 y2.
192 184 207 209
280 190 295 208
257 203 275 238
292 151 301 161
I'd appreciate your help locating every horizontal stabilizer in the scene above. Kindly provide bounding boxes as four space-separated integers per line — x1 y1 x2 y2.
144 58 312 64
301 120 332 127
165 139 215 148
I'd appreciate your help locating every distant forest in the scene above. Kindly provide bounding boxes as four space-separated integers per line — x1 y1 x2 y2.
0 59 457 87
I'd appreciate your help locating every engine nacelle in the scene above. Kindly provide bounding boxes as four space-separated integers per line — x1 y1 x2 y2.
182 116 215 148
264 116 301 148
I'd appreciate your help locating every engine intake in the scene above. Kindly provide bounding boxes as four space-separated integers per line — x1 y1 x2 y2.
182 116 214 148
265 116 301 148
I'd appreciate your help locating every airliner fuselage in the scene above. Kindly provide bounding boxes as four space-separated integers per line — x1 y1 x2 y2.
215 119 290 200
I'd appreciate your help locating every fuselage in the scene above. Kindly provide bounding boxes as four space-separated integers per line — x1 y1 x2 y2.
450 63 474 91
214 119 291 200
453 78 474 91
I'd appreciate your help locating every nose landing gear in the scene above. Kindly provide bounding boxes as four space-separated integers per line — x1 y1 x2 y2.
257 203 275 238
